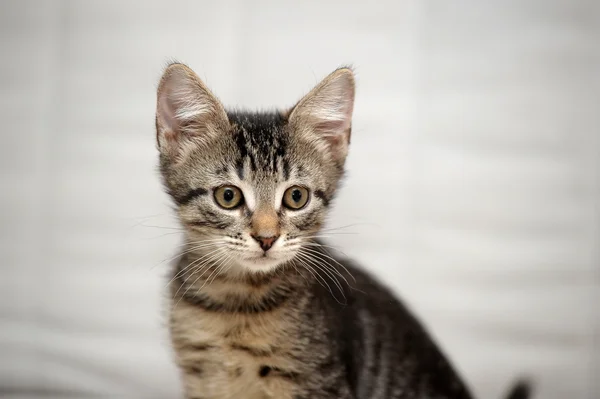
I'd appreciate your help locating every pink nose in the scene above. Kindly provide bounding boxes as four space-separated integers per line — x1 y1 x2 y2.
251 235 279 252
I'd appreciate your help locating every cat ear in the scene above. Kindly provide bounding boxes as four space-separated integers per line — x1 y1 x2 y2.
156 63 229 160
288 67 355 163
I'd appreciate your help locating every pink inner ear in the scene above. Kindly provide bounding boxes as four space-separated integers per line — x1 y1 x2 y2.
157 83 191 158
157 91 179 134
314 118 351 161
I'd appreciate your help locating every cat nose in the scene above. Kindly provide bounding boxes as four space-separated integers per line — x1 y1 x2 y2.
251 235 279 252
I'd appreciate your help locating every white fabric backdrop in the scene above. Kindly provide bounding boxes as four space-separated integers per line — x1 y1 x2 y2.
1 1 598 398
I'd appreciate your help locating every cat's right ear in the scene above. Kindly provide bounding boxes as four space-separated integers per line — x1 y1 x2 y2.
156 63 229 160
288 67 355 165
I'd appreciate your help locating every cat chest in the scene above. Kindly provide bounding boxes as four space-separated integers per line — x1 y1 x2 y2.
171 302 300 399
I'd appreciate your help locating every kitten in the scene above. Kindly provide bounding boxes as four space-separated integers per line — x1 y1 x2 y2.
156 63 531 399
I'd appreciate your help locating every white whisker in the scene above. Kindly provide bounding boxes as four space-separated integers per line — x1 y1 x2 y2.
298 245 356 285
173 248 228 305
154 240 225 270
297 250 346 303
165 246 225 288
295 256 334 299
295 252 346 305
194 251 233 295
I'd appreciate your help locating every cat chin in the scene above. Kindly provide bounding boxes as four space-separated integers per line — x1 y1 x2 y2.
234 254 290 273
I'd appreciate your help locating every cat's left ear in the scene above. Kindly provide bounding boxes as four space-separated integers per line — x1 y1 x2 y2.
288 67 355 164
156 63 229 161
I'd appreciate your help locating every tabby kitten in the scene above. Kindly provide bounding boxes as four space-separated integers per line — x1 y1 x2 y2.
156 63 530 399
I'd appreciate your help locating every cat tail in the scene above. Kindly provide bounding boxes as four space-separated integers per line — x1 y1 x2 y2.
503 379 533 399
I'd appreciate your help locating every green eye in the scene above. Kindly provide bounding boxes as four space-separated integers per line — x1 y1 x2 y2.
214 186 244 209
282 186 309 210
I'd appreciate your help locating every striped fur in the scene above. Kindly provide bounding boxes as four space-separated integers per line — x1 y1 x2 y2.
156 64 530 399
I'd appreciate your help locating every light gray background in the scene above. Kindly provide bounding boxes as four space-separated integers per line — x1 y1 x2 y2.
1 1 598 398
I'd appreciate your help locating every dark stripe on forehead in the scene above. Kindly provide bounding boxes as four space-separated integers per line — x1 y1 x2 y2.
173 187 208 205
228 110 289 176
234 124 256 173
282 159 290 180
236 158 245 180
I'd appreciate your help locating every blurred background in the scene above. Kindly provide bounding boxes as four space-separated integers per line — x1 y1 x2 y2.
1 1 598 398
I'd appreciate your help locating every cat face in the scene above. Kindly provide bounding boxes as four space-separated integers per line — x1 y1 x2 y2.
156 64 354 274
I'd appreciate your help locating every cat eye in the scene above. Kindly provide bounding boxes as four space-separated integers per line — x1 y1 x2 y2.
214 186 244 209
282 186 310 210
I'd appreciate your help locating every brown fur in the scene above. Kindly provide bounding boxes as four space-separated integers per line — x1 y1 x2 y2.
169 256 312 399
157 64 529 399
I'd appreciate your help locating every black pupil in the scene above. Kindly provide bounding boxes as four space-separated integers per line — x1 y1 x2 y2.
223 189 234 202
291 189 302 203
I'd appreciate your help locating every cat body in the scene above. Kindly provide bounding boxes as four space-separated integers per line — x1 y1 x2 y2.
169 248 472 399
155 63 530 399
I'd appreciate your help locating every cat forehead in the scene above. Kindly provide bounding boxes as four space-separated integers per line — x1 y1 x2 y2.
227 110 293 179
227 110 286 132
